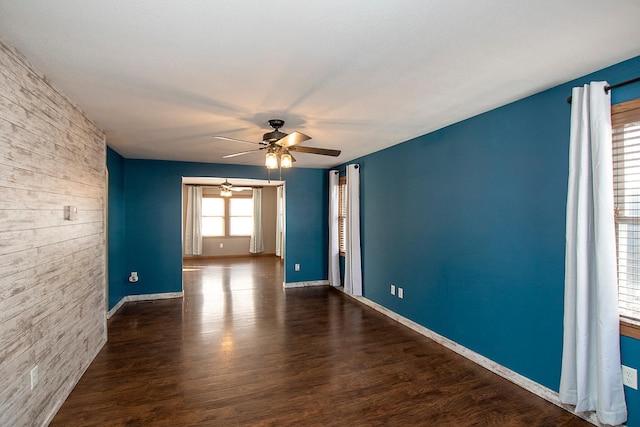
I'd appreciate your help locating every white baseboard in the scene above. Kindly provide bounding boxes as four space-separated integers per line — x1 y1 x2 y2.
107 292 184 319
42 334 107 427
107 297 127 319
283 280 329 288
334 288 602 427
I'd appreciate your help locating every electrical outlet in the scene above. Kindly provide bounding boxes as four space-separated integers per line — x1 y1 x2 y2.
30 366 38 390
295 263 300 272
390 284 396 295
219 243 223 248
622 365 638 389
398 288 404 299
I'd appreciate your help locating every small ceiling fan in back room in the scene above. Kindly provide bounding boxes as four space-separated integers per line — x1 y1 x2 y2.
214 119 341 170
218 179 251 197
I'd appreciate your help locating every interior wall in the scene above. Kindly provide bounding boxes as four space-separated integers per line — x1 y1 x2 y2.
181 185 278 257
0 38 106 426
349 54 640 425
107 147 126 308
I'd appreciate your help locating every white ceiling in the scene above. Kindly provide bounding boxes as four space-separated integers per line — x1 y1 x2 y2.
1 1 639 169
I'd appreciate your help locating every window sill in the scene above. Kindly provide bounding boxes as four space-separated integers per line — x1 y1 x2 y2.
621 319 640 340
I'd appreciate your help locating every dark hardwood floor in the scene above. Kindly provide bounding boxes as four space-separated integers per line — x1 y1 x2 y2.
51 257 589 426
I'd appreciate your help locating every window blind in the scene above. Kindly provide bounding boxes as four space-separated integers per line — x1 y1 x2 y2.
613 99 640 321
338 177 346 253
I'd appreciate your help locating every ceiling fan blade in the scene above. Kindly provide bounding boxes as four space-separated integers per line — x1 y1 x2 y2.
214 136 264 146
222 149 262 158
231 187 252 191
289 145 341 157
276 131 311 147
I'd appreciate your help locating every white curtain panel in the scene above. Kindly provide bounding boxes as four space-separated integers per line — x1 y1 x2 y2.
328 170 341 287
250 187 264 254
276 186 284 258
184 185 203 256
559 81 627 425
344 164 362 296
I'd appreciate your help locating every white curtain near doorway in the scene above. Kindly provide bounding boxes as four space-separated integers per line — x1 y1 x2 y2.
328 170 341 287
185 185 203 255
276 186 285 259
344 164 362 296
559 81 627 426
250 187 264 254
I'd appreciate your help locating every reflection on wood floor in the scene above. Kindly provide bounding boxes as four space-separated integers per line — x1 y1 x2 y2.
51 256 589 426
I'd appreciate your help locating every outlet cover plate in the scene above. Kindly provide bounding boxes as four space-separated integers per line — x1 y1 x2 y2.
622 365 638 389
390 284 396 295
30 366 38 390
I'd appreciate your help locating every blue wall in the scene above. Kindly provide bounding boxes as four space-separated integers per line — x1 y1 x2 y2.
107 159 327 299
349 55 640 423
106 147 127 309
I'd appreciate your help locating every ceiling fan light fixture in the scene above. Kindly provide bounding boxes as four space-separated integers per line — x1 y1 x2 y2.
280 150 293 168
220 188 232 197
265 150 278 169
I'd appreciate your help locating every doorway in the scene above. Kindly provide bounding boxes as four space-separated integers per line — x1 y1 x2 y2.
180 177 286 292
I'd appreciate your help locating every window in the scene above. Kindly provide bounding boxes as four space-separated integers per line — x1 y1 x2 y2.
229 198 253 236
613 98 640 336
202 196 253 237
202 197 225 236
338 176 346 255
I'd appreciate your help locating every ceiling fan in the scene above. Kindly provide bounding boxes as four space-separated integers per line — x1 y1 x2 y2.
214 119 341 169
219 179 251 197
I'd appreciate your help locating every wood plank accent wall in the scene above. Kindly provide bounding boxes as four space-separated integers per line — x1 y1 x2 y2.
0 38 107 426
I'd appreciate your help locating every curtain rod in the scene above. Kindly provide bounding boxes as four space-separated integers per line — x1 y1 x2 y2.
566 76 640 104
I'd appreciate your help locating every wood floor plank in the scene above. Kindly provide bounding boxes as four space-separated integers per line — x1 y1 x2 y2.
51 257 589 426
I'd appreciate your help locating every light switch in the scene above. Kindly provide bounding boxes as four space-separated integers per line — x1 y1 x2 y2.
65 206 78 221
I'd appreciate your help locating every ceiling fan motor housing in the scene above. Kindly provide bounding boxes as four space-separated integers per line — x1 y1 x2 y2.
263 130 287 143
263 119 287 143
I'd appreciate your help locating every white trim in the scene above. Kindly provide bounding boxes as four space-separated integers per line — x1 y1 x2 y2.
126 292 183 302
107 297 127 319
283 280 329 289
43 334 107 426
334 288 602 427
107 292 184 319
